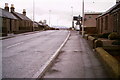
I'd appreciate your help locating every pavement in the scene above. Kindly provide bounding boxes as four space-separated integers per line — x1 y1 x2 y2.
44 31 109 78
0 31 41 40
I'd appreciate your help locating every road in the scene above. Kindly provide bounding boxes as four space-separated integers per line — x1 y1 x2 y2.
2 30 69 78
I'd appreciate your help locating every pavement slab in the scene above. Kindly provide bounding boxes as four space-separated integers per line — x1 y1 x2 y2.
44 31 109 78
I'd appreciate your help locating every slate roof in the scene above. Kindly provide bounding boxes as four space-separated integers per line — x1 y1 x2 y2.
0 8 17 19
85 12 102 15
34 21 43 26
37 22 43 26
97 2 120 18
12 12 31 21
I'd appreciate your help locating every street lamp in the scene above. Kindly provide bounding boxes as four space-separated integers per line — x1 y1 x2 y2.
49 10 51 27
82 0 84 37
71 6 74 29
78 15 82 34
71 6 73 17
33 0 35 31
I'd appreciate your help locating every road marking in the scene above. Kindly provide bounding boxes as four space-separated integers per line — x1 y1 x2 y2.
6 42 24 49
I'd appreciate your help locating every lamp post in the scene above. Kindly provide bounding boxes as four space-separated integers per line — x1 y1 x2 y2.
33 0 35 31
78 15 81 34
71 6 74 29
71 6 73 17
82 0 84 37
49 10 51 27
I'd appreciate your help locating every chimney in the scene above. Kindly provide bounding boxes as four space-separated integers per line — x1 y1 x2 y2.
10 4 15 12
23 9 26 16
116 0 120 3
4 3 9 11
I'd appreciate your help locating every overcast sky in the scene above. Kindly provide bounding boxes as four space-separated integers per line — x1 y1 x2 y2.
0 0 116 27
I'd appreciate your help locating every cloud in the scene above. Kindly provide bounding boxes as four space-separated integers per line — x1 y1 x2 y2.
0 0 116 27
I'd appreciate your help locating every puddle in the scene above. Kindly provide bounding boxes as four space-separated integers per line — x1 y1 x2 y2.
59 50 65 54
55 58 61 63
47 68 60 74
73 50 82 53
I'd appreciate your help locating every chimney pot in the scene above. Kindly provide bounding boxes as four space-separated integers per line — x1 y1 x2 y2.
23 9 26 16
11 4 15 12
5 3 8 7
4 3 9 11
116 0 120 3
23 9 26 12
11 4 14 7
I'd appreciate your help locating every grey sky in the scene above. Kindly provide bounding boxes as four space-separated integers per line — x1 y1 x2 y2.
0 0 116 27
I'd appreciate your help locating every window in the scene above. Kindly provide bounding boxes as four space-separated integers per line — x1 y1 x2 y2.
113 14 117 32
105 16 108 30
101 18 103 33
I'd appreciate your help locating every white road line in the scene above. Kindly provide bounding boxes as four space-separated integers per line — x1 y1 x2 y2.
6 42 24 49
32 31 71 78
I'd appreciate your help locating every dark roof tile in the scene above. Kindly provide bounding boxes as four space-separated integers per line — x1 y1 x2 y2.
99 2 120 17
0 8 17 19
12 12 31 21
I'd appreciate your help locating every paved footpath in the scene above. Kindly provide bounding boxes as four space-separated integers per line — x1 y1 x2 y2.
44 31 109 78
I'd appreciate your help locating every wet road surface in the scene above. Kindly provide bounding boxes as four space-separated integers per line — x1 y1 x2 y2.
2 30 69 78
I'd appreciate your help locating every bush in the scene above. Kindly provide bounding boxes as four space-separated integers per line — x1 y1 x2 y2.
97 34 103 38
108 32 119 40
99 33 111 38
112 40 120 45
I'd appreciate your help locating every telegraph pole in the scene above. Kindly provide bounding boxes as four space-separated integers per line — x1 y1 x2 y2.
82 0 84 37
33 0 35 31
49 10 51 27
71 6 74 29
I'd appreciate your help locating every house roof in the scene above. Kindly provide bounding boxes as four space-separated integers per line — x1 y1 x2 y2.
0 8 17 19
34 21 44 26
12 12 31 21
98 2 120 18
85 12 102 15
37 22 43 26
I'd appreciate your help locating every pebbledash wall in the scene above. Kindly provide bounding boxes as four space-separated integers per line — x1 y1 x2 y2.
96 2 120 35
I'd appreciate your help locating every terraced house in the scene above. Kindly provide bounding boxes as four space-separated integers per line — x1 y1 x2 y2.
0 3 33 36
96 0 120 35
11 4 33 33
0 3 18 36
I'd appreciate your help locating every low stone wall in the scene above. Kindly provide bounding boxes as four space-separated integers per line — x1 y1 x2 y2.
95 47 120 78
84 34 89 40
98 38 116 47
87 36 96 48
86 35 120 49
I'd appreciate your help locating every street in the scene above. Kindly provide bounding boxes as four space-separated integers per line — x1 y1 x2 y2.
1 0 119 79
2 30 69 78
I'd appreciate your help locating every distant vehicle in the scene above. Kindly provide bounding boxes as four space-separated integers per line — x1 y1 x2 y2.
75 25 80 31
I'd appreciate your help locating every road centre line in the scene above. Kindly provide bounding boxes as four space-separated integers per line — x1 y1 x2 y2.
6 42 24 49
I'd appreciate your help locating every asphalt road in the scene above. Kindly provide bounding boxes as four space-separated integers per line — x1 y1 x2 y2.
2 30 69 78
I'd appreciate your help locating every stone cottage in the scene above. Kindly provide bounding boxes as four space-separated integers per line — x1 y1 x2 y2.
0 3 18 36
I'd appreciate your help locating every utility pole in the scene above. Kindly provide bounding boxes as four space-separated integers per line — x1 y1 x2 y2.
71 6 74 29
49 10 51 27
33 0 35 31
82 0 84 37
